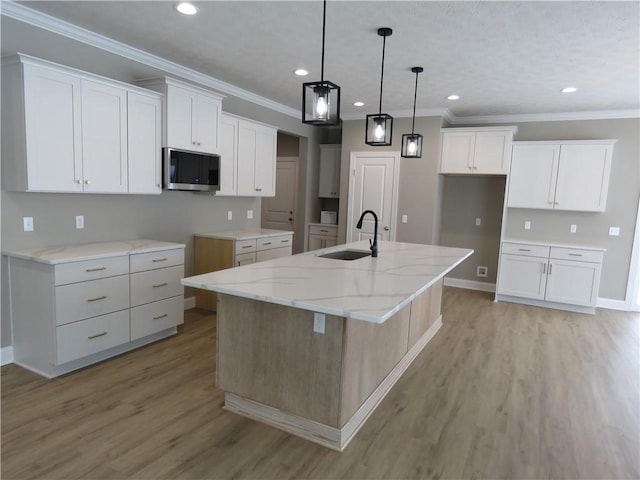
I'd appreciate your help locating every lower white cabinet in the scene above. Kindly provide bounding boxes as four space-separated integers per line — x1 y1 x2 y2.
307 224 339 251
6 241 185 378
496 242 603 313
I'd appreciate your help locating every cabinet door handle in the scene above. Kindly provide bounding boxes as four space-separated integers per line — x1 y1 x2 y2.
548 263 553 274
88 332 107 339
85 266 107 272
152 282 168 288
152 258 168 263
568 253 583 257
542 263 546 274
87 295 107 302
518 248 531 252
76 179 83 184
255 188 262 192
153 313 168 320
84 180 91 185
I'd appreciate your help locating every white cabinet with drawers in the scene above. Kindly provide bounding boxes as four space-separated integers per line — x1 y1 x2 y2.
496 241 604 313
5 240 185 378
194 229 293 310
307 224 339 251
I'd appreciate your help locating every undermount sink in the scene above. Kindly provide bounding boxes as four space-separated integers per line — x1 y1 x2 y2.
317 249 371 261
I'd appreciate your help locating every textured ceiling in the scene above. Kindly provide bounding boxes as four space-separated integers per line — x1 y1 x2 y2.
6 1 640 119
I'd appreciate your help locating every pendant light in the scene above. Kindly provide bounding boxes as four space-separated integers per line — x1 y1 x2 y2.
302 0 340 126
366 27 393 146
401 67 424 158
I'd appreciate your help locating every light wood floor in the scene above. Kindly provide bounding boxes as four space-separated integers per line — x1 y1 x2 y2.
2 288 639 479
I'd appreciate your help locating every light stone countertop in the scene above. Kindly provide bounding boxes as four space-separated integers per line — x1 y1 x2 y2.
181 240 473 324
195 229 294 241
3 239 185 264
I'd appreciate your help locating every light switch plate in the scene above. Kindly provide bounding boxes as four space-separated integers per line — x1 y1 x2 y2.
570 224 577 233
401 214 408 224
247 210 253 220
475 217 481 226
76 215 85 229
313 313 326 334
23 217 33 232
227 211 233 221
609 226 620 236
524 220 531 230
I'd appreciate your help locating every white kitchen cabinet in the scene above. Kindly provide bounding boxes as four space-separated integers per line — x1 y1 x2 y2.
440 127 517 175
507 140 616 212
307 224 339 251
6 241 185 378
217 113 277 197
496 241 604 313
1 54 162 194
318 144 341 198
128 91 162 194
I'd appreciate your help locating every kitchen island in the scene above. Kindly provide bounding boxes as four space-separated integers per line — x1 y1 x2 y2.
182 240 472 450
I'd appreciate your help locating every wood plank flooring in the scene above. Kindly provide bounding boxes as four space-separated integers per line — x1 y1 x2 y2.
2 288 639 479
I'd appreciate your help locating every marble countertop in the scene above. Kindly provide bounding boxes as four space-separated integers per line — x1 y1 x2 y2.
182 240 473 324
195 229 294 241
3 239 185 264
502 238 606 252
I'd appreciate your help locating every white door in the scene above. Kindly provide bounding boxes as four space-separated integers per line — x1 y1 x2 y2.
127 91 161 194
507 144 560 209
262 157 298 233
347 152 399 244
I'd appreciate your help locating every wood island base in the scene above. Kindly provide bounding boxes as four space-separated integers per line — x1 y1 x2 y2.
216 279 444 451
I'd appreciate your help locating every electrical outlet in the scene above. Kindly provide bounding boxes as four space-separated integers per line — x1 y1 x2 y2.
76 215 85 229
477 266 488 278
313 312 326 334
475 217 481 226
23 217 34 232
524 220 531 230
227 210 233 221
570 224 577 234
401 214 408 224
609 226 620 236
247 210 253 220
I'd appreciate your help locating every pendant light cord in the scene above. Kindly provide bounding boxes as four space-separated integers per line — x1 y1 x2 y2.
411 70 419 134
378 34 386 115
320 0 326 83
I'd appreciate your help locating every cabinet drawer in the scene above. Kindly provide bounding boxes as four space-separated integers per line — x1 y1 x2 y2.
257 235 292 251
55 275 130 326
549 247 603 263
130 248 184 273
55 256 129 285
131 296 183 341
501 243 549 258
256 246 292 262
56 309 130 364
235 252 256 267
130 265 184 307
235 239 257 254
309 225 338 237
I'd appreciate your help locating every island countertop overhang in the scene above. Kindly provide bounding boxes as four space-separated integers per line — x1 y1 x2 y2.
181 241 473 323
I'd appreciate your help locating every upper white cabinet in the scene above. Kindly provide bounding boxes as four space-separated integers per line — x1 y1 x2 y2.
217 113 277 197
507 140 616 212
318 144 341 198
440 127 517 174
1 54 162 194
139 77 224 155
128 92 162 194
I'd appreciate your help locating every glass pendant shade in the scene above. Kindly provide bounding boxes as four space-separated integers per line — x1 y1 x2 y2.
303 81 341 125
366 113 393 146
401 133 423 158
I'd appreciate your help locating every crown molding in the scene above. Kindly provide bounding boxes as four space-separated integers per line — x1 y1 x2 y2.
0 1 300 118
447 109 640 124
341 107 449 122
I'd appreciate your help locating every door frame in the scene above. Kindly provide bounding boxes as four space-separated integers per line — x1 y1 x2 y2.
346 151 400 243
626 196 640 312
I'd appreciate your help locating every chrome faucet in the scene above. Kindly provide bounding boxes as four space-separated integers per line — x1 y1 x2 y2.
356 210 378 257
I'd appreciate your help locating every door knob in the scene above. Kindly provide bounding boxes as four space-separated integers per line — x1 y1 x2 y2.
288 218 293 222
384 226 390 231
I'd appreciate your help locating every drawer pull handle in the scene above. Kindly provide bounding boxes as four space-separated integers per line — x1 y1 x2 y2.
153 313 168 320
320 230 328 233
281 239 289 243
263 242 272 246
518 248 531 252
242 245 252 249
568 253 583 257
152 258 168 263
153 282 168 288
87 295 107 302
86 267 107 272
88 332 107 339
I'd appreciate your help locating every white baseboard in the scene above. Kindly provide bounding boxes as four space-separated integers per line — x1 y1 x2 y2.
597 297 630 311
1 346 14 366
184 296 196 310
444 277 496 293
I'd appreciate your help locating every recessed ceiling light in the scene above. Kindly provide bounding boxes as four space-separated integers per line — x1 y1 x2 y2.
294 69 308 76
447 95 460 101
176 2 198 15
561 86 578 93
353 101 365 107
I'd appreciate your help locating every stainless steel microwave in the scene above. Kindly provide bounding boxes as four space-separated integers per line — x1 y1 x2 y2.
163 147 220 192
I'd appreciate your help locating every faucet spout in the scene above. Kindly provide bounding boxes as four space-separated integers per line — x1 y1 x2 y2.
356 210 379 257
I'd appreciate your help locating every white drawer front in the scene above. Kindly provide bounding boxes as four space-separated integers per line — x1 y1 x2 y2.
501 243 549 258
235 252 256 267
309 225 338 237
256 246 292 262
130 248 184 273
55 256 129 285
130 265 184 307
55 275 130 326
549 247 604 263
235 239 257 254
257 235 292 251
131 296 184 341
56 310 130 364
